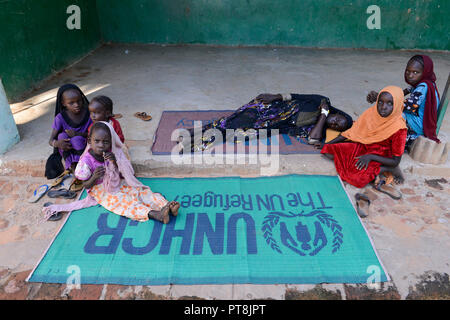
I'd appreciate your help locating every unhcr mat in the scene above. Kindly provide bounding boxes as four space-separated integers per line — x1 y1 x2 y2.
27 175 389 285
151 110 319 155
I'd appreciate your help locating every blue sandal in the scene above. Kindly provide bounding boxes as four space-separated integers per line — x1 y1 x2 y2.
28 184 50 203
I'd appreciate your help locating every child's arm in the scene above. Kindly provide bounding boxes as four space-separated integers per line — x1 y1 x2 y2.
314 134 348 149
81 166 106 189
355 154 401 171
325 134 347 145
404 85 427 116
49 128 72 150
64 129 88 138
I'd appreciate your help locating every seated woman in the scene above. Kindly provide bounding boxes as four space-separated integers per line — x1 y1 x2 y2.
367 55 440 148
321 86 407 191
179 93 353 152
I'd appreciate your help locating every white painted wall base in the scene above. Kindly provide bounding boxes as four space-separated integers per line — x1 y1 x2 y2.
409 135 449 165
0 79 20 154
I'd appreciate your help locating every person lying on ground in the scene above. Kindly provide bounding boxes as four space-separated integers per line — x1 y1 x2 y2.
178 93 353 152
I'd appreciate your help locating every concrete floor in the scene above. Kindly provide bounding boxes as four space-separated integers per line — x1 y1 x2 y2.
0 44 449 299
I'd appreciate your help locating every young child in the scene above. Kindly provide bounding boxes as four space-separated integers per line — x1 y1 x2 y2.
322 86 407 189
88 95 125 143
43 121 180 223
367 55 440 146
48 84 92 173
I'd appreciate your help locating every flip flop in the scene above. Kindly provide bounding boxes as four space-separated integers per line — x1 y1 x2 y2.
60 174 75 189
47 188 78 199
28 184 50 203
69 179 84 192
355 193 371 218
373 179 402 200
50 170 71 188
134 112 152 121
425 178 447 190
43 202 63 221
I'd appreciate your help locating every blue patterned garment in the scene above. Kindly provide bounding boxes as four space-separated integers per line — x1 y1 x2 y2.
403 82 440 138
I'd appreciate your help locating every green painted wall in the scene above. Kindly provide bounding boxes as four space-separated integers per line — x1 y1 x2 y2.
0 0 448 101
96 0 449 50
0 0 101 101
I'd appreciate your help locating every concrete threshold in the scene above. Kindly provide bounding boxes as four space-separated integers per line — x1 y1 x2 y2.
1 143 449 179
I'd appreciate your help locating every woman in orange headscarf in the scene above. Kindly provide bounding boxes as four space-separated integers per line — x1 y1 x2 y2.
321 86 407 189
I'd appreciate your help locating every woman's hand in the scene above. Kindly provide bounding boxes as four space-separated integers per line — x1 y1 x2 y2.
56 139 72 151
355 155 372 170
366 91 378 104
255 93 282 104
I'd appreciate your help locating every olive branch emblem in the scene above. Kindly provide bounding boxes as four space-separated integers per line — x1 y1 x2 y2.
261 210 343 254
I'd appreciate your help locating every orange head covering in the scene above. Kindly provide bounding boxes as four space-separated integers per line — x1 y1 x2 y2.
341 86 406 144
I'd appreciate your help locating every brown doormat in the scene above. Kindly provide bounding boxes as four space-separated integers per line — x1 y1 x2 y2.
151 110 319 155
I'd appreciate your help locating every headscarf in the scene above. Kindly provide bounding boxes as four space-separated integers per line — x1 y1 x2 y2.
90 121 145 191
341 86 406 144
43 121 152 221
55 83 90 128
405 55 440 143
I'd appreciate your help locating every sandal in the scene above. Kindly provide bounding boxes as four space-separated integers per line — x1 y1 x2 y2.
134 112 152 121
60 174 75 189
50 170 71 188
47 188 78 199
425 178 447 190
28 184 50 203
355 193 371 218
69 179 84 192
43 202 63 221
373 177 402 200
112 113 123 119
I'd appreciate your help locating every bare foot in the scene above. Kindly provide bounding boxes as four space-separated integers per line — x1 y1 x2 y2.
379 165 404 185
391 166 404 184
148 205 170 224
169 201 180 216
